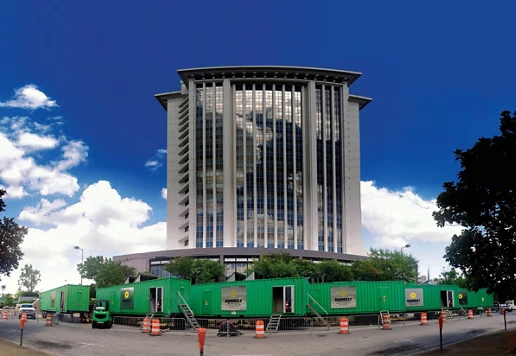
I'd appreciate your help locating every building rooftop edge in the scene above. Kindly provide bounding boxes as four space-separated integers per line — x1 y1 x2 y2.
349 94 373 109
177 65 362 86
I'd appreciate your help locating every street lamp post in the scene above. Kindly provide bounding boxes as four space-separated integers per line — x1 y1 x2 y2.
74 246 84 285
401 243 411 254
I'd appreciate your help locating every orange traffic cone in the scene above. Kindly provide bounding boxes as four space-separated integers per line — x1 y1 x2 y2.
141 317 151 333
382 315 391 330
45 314 52 326
468 309 474 319
339 318 349 334
420 313 428 326
253 320 266 339
150 318 161 336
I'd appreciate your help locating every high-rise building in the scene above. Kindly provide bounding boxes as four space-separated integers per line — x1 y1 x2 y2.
155 66 371 256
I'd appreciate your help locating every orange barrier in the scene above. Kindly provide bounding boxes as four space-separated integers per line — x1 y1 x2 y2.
382 315 391 330
150 318 161 336
468 309 474 319
254 320 265 339
339 318 349 334
440 311 447 323
2 310 7 320
141 317 151 333
21 312 27 321
420 312 428 326
487 308 492 317
45 314 52 326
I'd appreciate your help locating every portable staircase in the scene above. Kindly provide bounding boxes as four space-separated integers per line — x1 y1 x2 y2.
266 314 282 333
441 307 453 318
458 304 467 316
178 292 200 330
307 294 330 329
379 310 390 328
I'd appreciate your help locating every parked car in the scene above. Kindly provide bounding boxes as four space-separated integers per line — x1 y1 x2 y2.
18 304 36 319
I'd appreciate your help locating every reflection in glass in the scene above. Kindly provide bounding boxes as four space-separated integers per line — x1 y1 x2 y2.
234 84 304 250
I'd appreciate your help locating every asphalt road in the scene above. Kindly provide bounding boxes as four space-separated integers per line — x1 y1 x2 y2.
0 313 514 356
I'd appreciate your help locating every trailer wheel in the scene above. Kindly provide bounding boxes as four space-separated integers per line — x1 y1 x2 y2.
92 322 96 329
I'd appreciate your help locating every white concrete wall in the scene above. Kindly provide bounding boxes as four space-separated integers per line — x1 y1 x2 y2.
166 95 186 250
343 100 364 255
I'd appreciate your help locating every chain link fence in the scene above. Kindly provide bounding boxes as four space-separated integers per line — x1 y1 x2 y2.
67 308 499 334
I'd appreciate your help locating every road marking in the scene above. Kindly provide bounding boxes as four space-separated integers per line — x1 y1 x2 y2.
393 339 415 343
233 354 272 356
80 343 104 347
7 329 20 333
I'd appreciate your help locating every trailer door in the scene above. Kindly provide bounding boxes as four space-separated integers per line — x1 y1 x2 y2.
59 292 65 311
447 290 454 308
284 286 294 314
202 290 211 315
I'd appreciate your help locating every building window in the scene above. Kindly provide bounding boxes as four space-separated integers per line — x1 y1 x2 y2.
184 239 189 247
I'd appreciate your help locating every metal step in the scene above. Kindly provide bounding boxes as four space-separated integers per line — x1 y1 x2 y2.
178 296 200 330
306 304 330 329
266 314 282 333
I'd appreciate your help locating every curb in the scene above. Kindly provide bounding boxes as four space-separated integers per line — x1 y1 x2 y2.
0 336 61 356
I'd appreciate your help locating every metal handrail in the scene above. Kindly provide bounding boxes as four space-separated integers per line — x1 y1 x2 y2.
307 294 329 315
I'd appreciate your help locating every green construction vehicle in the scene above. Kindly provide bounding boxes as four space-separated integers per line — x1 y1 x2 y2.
91 300 112 329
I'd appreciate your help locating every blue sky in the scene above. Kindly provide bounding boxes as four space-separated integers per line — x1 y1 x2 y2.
1 1 515 291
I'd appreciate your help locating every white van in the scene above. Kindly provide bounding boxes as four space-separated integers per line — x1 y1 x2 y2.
501 300 515 311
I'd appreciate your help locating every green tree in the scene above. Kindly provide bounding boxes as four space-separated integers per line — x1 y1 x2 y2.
438 268 468 288
433 111 516 300
164 256 195 280
18 264 41 292
292 259 317 279
314 260 354 282
190 259 225 284
351 248 418 282
77 256 107 281
77 256 136 288
251 253 298 279
0 189 28 282
3 293 14 306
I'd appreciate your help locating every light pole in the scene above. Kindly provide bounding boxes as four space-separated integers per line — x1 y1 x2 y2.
74 246 84 285
401 243 411 254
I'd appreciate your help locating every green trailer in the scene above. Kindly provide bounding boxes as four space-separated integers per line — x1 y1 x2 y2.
308 281 407 315
190 277 309 318
95 277 191 317
404 284 460 313
458 288 494 310
40 284 90 317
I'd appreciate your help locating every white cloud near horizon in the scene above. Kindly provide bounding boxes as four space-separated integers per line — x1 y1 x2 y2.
360 180 461 248
0 84 58 110
161 188 167 200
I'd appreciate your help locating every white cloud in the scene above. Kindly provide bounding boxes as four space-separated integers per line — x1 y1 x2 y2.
55 140 88 171
161 188 167 200
18 132 59 150
144 148 166 172
145 160 159 167
0 84 57 110
0 115 88 198
0 180 166 292
361 180 462 248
